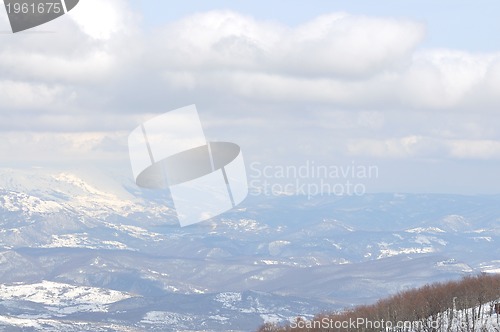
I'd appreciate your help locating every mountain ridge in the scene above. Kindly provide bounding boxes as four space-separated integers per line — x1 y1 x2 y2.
0 168 499 330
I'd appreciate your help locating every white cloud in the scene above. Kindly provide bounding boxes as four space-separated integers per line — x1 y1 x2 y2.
1 5 500 171
0 80 73 110
448 140 500 159
150 11 499 112
0 50 116 84
68 0 138 40
153 11 424 77
163 48 500 110
0 131 128 163
398 50 496 109
348 137 500 160
347 136 448 159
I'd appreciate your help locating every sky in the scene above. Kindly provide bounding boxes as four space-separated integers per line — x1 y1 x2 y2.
0 0 499 194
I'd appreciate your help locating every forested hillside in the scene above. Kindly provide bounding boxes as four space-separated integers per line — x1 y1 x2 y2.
259 274 500 331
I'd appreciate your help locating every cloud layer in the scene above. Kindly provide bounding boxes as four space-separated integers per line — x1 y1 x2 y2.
1 1 500 171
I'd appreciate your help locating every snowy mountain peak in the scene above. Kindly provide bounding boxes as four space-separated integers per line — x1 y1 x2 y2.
0 190 63 215
0 168 172 220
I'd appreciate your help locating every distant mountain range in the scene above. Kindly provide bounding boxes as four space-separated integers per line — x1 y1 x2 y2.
0 168 499 331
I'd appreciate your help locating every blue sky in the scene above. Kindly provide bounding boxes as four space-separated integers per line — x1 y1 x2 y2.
0 0 499 194
131 0 500 51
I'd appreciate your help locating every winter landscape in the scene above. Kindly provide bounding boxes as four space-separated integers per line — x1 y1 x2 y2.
0 168 499 331
2 0 500 331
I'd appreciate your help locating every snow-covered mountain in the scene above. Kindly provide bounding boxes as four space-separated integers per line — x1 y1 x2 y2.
0 168 499 331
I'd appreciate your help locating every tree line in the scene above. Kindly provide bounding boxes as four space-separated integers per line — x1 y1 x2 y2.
258 273 500 332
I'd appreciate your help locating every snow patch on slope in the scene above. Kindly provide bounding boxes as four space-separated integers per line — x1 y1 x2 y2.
0 191 62 215
0 281 136 313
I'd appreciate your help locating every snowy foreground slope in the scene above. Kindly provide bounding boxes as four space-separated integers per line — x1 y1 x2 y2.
427 300 500 332
272 299 500 332
0 168 499 331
